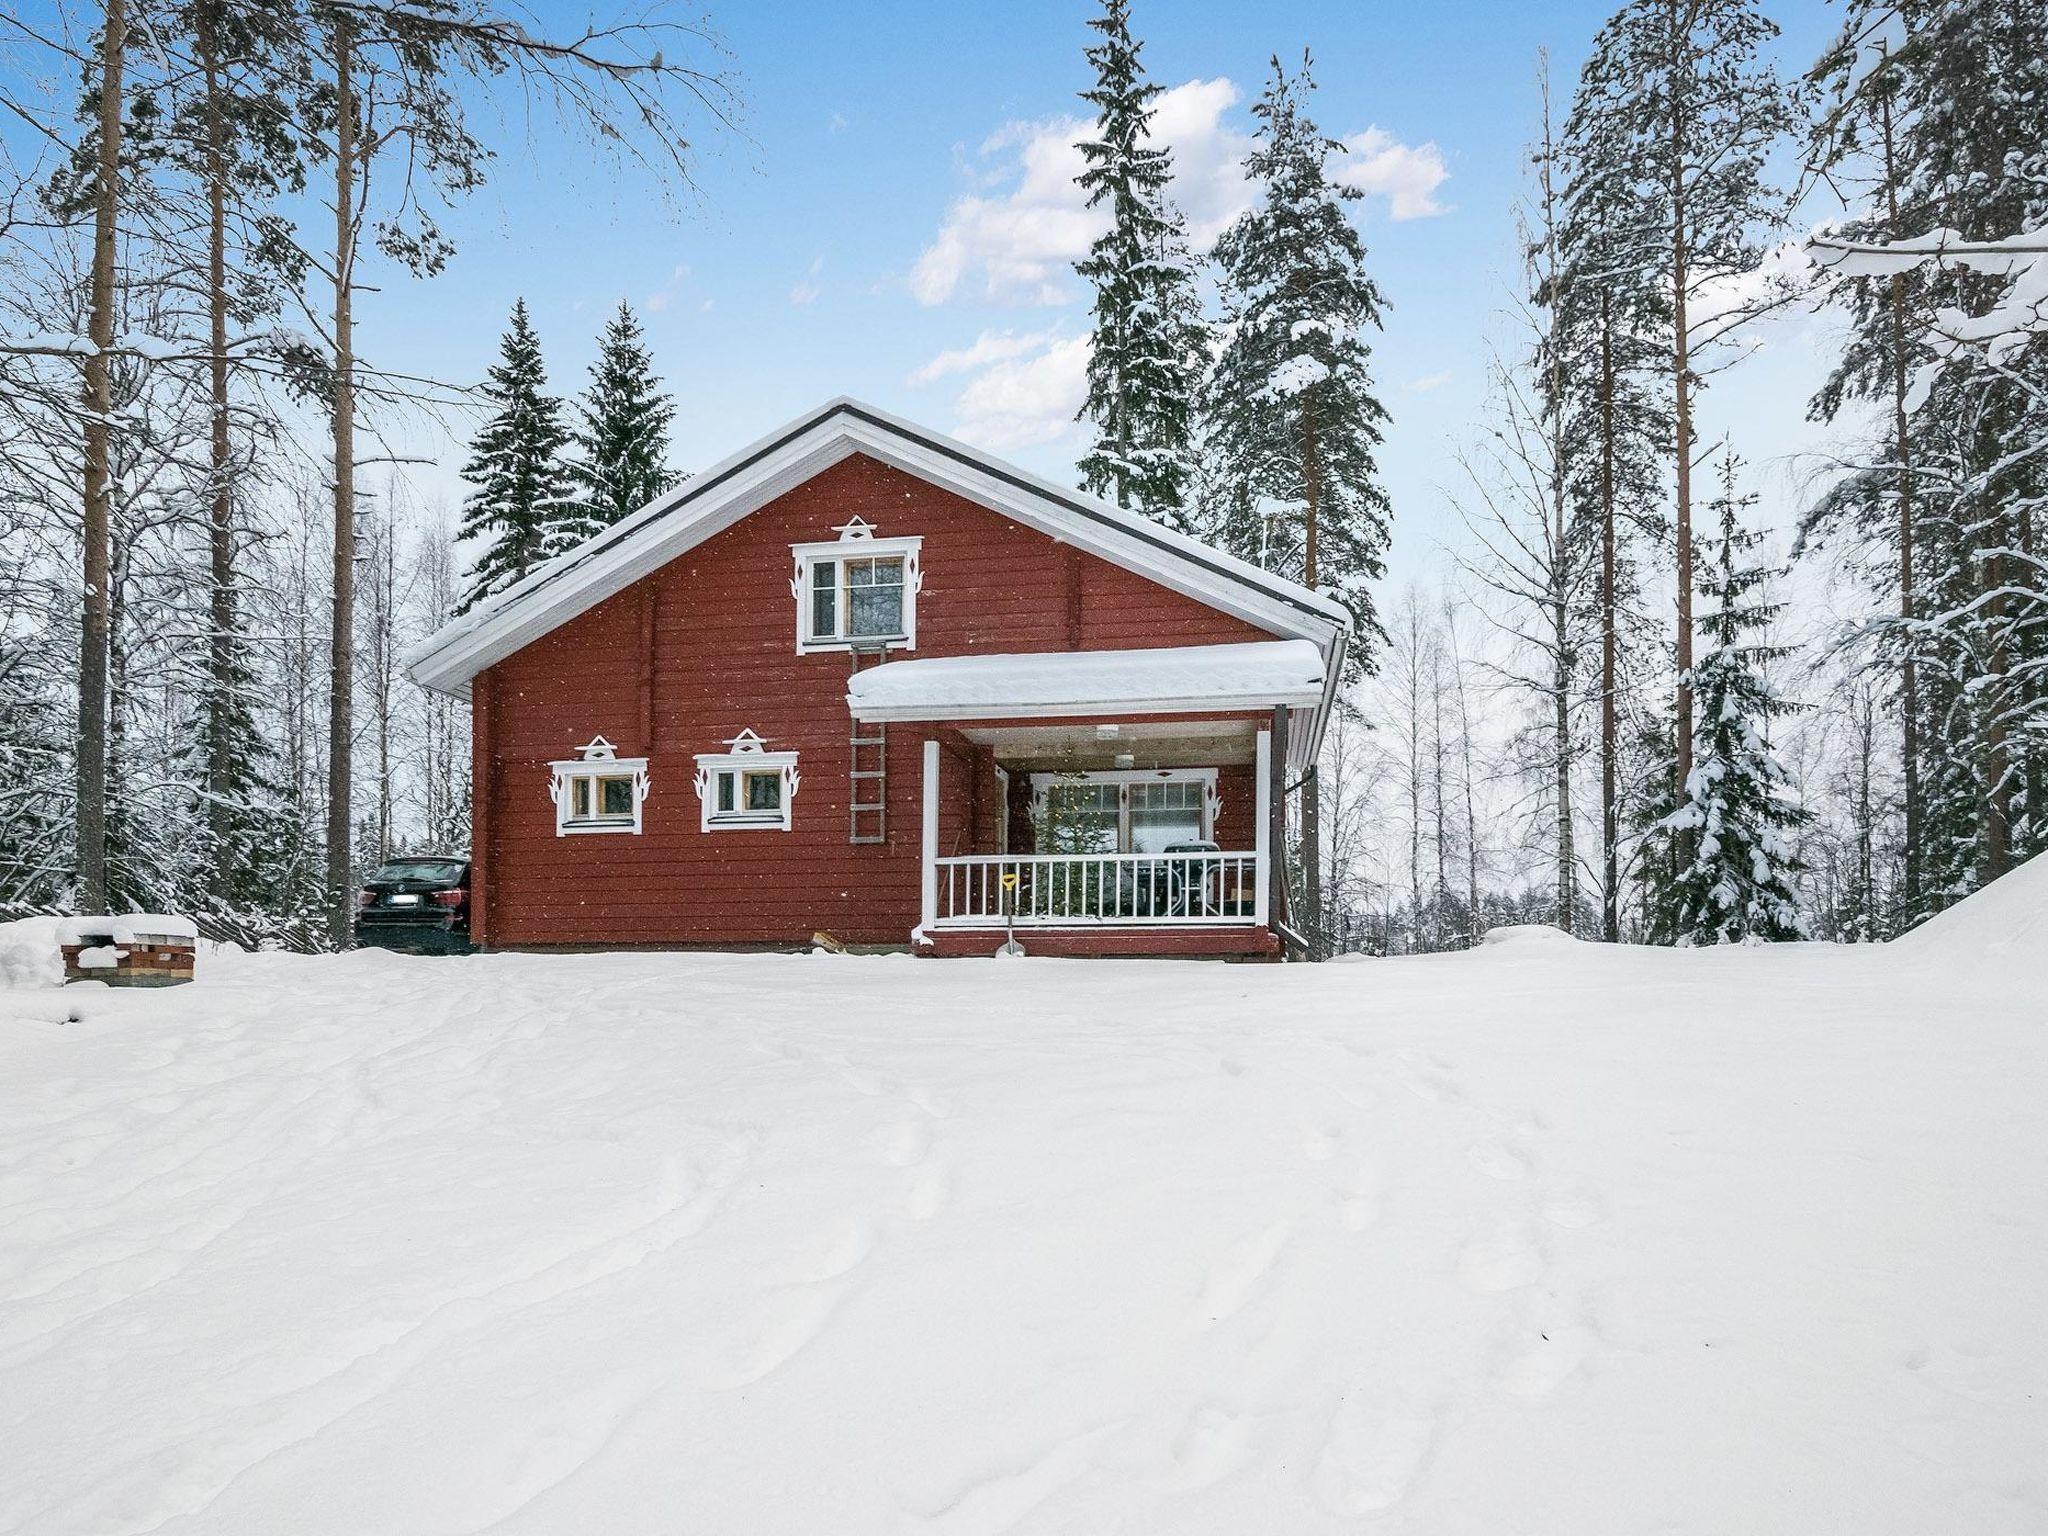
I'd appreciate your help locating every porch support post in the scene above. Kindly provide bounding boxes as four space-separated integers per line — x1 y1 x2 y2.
1267 706 1290 937
1254 726 1272 928
919 737 940 944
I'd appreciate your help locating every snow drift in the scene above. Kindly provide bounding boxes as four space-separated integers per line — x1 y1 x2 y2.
1 901 2043 1535
1890 849 2048 975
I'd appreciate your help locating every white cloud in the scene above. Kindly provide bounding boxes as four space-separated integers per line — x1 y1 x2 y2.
644 291 671 313
828 111 849 135
1406 369 1454 393
911 79 1449 308
908 327 1065 385
1335 129 1450 221
915 330 1090 450
790 254 826 307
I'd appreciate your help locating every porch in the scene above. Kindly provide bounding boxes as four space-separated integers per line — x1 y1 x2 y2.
850 641 1326 959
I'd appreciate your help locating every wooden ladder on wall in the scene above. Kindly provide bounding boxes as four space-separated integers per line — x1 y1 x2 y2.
847 641 890 844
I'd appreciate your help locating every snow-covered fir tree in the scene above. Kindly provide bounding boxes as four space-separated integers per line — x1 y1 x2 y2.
1798 0 2048 919
1072 0 1207 528
1653 461 1809 944
568 300 679 538
456 301 578 614
1204 52 1391 956
1204 52 1390 648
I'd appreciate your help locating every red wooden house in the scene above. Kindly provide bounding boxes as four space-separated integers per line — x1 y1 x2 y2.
408 399 1349 958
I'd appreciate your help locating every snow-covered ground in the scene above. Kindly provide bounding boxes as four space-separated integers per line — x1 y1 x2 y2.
2 866 2045 1536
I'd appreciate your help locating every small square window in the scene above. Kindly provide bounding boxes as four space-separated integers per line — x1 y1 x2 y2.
696 732 799 832
550 751 648 837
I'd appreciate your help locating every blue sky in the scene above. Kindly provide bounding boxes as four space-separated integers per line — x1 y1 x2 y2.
354 0 1846 583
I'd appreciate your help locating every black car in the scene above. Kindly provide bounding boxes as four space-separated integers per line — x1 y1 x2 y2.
354 856 472 952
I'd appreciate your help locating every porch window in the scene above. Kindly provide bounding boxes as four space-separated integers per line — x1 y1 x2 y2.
549 735 649 836
1128 779 1206 852
790 521 921 653
1039 781 1120 853
1032 770 1216 854
694 729 800 831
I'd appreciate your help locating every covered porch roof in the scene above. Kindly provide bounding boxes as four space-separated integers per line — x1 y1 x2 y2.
847 640 1330 773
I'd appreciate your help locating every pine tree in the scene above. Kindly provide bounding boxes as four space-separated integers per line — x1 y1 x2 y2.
1072 0 1207 528
1654 459 1809 944
1550 48 1674 942
569 300 679 537
1562 0 1794 831
456 300 577 614
1205 53 1391 955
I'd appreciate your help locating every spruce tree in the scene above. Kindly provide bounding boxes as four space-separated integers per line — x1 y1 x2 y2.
569 300 679 538
1073 0 1206 529
1206 53 1390 640
1205 53 1391 956
456 300 577 614
1654 460 1810 944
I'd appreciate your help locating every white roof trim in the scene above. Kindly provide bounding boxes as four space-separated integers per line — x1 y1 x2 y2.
407 399 1349 703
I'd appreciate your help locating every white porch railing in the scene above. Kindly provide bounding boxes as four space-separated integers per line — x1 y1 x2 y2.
915 727 1275 941
933 850 1262 928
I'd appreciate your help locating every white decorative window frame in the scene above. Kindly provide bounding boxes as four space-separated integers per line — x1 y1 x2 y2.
1027 767 1221 847
789 515 923 655
693 728 801 832
549 735 650 837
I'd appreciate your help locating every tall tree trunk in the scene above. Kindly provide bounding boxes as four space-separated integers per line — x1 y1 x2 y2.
1669 109 1695 816
1599 291 1620 942
200 0 235 866
77 0 127 915
1299 395 1323 957
326 19 357 945
1878 59 1920 921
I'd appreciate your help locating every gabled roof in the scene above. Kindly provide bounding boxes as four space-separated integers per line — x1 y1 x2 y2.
406 398 1351 720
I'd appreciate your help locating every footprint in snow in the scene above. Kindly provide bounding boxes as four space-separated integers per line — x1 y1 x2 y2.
1302 1125 1343 1162
1458 1217 1544 1293
1499 1324 1594 1398
710 1284 845 1391
1542 1191 1606 1229
899 1160 948 1221
874 1118 932 1168
1197 1219 1293 1327
1468 1141 1531 1182
1312 1396 1437 1515
772 1216 876 1285
1161 1405 1258 1491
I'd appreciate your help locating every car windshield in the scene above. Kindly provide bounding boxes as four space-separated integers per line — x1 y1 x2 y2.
372 860 465 885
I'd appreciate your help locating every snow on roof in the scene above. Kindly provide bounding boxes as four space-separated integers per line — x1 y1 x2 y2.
846 640 1326 720
55 913 198 945
406 399 1349 703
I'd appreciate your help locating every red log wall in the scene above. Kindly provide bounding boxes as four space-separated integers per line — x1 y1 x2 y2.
474 453 1280 948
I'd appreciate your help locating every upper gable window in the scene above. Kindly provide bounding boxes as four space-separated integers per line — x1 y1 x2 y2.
790 515 921 654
